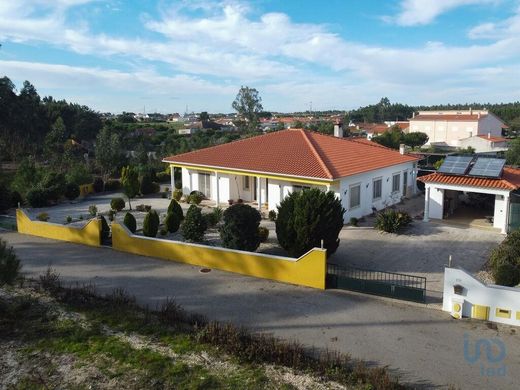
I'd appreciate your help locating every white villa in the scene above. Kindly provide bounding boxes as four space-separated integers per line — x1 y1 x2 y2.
408 110 507 147
163 127 419 223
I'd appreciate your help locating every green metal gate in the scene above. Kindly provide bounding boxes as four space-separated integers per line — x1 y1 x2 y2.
327 263 426 303
509 202 520 232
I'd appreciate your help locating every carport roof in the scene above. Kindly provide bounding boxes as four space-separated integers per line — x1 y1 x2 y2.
418 167 520 191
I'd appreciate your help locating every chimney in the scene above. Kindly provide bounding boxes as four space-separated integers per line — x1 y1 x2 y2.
412 112 416 118
399 144 406 155
334 121 343 138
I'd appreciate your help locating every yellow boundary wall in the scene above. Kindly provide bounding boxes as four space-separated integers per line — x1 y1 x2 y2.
79 183 94 197
16 209 101 247
112 222 326 289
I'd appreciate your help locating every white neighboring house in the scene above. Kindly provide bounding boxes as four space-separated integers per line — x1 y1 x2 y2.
458 135 509 154
409 110 506 147
163 127 419 223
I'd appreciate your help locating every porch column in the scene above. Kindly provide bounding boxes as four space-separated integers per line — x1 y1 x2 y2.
170 165 175 197
257 176 262 210
423 186 430 222
215 171 220 206
325 184 331 192
503 194 510 234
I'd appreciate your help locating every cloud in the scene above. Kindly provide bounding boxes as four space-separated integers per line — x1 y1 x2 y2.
468 4 520 38
388 0 497 26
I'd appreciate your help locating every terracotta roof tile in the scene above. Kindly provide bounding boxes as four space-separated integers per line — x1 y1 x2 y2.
163 129 418 180
476 135 507 142
418 167 520 191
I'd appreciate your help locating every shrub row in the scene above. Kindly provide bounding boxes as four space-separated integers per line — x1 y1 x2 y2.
490 230 520 286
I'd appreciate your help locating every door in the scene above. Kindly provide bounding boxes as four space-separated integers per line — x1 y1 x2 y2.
509 202 520 231
403 171 408 196
198 173 211 198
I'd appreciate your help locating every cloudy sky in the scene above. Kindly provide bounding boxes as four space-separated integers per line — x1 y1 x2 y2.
0 0 519 114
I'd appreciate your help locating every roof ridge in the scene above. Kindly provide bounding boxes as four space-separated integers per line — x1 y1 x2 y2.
299 130 333 179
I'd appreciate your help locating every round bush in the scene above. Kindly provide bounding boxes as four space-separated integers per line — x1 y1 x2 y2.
110 197 125 212
276 188 345 258
182 205 207 242
164 212 180 233
173 189 183 201
143 210 160 237
493 263 520 287
188 191 204 205
93 177 104 192
123 212 137 233
64 182 80 200
375 209 412 233
26 188 49 208
220 204 261 251
258 226 269 243
268 210 277 221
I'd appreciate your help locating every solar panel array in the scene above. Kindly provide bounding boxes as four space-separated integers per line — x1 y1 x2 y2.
468 158 505 178
437 156 474 175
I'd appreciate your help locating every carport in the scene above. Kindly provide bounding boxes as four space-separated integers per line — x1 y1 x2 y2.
419 165 520 234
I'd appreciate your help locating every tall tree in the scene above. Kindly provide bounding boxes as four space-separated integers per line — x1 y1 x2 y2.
121 165 139 210
95 127 123 187
232 86 263 131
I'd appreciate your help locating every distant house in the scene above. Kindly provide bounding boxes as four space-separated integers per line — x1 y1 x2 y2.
458 135 509 154
166 113 181 123
356 123 389 140
408 110 506 147
163 127 419 223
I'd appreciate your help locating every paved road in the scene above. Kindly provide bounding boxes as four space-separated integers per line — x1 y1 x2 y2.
2 231 519 389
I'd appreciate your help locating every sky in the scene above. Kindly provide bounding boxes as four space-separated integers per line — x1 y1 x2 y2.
0 0 519 114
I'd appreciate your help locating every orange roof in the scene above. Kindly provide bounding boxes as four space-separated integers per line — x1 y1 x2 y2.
163 129 418 180
476 135 507 143
394 122 410 130
418 167 520 191
411 114 486 121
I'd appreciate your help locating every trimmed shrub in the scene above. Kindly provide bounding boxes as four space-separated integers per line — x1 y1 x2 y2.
156 172 170 183
64 182 80 200
66 216 72 223
349 217 358 227
164 212 180 233
375 209 412 233
88 205 98 216
123 212 137 233
26 187 49 208
167 199 184 221
100 215 110 240
276 189 345 258
110 197 125 212
108 210 115 222
188 190 204 205
105 179 121 191
220 204 261 251
143 210 160 237
173 189 183 201
182 205 207 242
139 173 156 195
93 177 104 192
493 263 520 287
37 212 49 222
258 226 269 243
205 207 223 227
268 210 277 221
160 228 168 236
0 238 21 286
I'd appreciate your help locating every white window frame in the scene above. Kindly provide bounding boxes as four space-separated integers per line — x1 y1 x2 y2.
392 173 401 193
198 172 211 198
372 177 382 201
349 183 361 209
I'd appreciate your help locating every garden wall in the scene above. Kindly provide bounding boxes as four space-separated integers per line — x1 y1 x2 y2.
16 209 101 247
111 222 327 289
79 183 94 197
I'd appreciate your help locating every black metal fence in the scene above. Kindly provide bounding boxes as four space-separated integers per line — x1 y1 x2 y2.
327 263 427 303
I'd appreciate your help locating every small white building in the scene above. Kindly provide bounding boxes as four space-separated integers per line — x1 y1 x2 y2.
163 128 419 223
457 134 509 154
409 110 506 147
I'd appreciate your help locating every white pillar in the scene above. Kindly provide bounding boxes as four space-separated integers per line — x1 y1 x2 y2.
423 186 430 222
502 195 510 234
215 171 220 206
325 184 331 192
257 176 262 210
170 165 175 195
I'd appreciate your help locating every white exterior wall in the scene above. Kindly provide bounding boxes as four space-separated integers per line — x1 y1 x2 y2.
443 267 520 326
427 185 444 219
458 136 508 153
477 114 503 137
409 120 478 146
339 162 416 221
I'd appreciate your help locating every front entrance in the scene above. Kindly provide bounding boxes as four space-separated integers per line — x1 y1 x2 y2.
444 191 496 229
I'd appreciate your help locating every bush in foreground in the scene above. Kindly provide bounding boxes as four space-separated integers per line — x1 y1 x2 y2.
489 230 520 286
173 189 183 201
375 209 412 233
220 204 261 251
167 199 184 221
182 205 207 242
123 212 137 233
143 210 160 237
276 189 345 257
0 238 21 286
164 212 180 233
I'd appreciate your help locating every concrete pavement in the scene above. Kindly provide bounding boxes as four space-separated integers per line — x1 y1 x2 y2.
1 231 519 389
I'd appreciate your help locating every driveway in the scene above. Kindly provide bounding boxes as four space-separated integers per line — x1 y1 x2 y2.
1 231 519 390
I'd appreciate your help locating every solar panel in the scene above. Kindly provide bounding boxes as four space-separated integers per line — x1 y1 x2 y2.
468 158 505 178
437 156 474 175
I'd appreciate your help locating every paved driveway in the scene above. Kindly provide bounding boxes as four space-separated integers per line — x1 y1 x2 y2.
1 231 519 390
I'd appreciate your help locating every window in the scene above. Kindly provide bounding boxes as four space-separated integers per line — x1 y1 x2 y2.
243 176 250 190
198 173 211 198
392 173 400 193
373 178 382 200
293 185 310 192
349 183 361 209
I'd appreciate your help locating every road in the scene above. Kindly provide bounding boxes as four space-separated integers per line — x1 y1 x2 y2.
2 231 519 389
